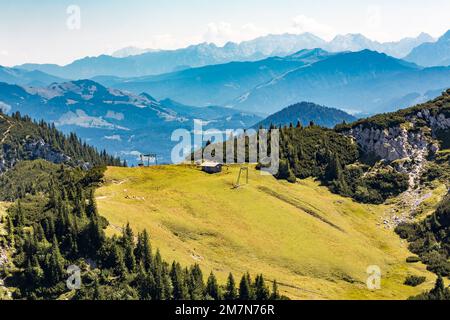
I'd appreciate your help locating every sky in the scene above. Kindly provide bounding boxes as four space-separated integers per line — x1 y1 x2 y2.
1 0 450 66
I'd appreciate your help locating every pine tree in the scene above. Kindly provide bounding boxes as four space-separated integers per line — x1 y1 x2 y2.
135 230 152 272
86 189 99 217
83 215 105 256
25 256 44 287
47 236 65 285
205 272 221 300
188 264 205 300
271 280 280 300
112 244 127 278
122 223 136 272
161 263 173 300
254 274 270 300
124 242 136 273
430 276 446 300
224 273 237 300
239 274 251 300
246 272 256 299
170 262 189 300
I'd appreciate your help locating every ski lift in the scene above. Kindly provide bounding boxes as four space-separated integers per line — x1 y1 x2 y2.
233 166 249 189
139 153 158 167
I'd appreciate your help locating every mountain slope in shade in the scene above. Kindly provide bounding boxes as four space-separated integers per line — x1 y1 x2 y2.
254 102 357 129
0 65 66 87
0 80 262 164
405 30 450 67
101 48 336 107
232 50 450 114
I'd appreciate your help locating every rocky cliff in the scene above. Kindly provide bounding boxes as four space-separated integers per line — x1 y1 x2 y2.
339 90 450 190
342 90 450 163
0 138 76 173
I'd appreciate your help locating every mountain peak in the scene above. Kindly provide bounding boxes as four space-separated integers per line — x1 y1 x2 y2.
254 101 356 129
440 29 450 40
288 48 331 60
405 29 450 66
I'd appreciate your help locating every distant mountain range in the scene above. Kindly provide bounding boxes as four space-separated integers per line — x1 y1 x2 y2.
0 80 262 164
97 49 450 115
253 102 357 129
0 65 66 87
326 32 434 58
95 48 336 107
231 50 450 114
16 31 442 79
405 30 450 67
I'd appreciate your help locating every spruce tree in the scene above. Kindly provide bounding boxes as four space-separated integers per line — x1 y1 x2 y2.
170 262 189 300
47 236 65 285
254 274 270 300
205 272 221 300
271 280 280 300
239 274 251 300
224 273 237 300
188 264 205 300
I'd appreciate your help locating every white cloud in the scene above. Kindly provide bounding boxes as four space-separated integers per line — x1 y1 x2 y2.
203 22 234 45
0 50 8 56
239 23 267 41
202 22 268 45
289 15 336 40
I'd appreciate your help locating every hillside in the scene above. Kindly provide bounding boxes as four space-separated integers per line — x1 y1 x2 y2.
232 50 450 114
96 165 439 300
0 117 279 301
254 102 357 129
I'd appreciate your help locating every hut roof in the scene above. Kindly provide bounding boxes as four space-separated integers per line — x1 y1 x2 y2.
200 161 222 168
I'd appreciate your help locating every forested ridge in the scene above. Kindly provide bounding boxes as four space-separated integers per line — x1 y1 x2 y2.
0 110 123 171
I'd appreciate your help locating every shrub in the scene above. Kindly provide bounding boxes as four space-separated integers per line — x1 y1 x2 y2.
404 275 426 287
406 256 421 263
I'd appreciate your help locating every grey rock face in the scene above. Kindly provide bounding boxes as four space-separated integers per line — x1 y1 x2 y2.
346 110 449 163
0 138 91 174
24 139 71 164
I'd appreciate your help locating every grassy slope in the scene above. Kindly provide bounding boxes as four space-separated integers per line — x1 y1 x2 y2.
96 165 437 300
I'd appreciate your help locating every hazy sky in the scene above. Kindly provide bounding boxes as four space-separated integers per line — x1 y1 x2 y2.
1 0 450 66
